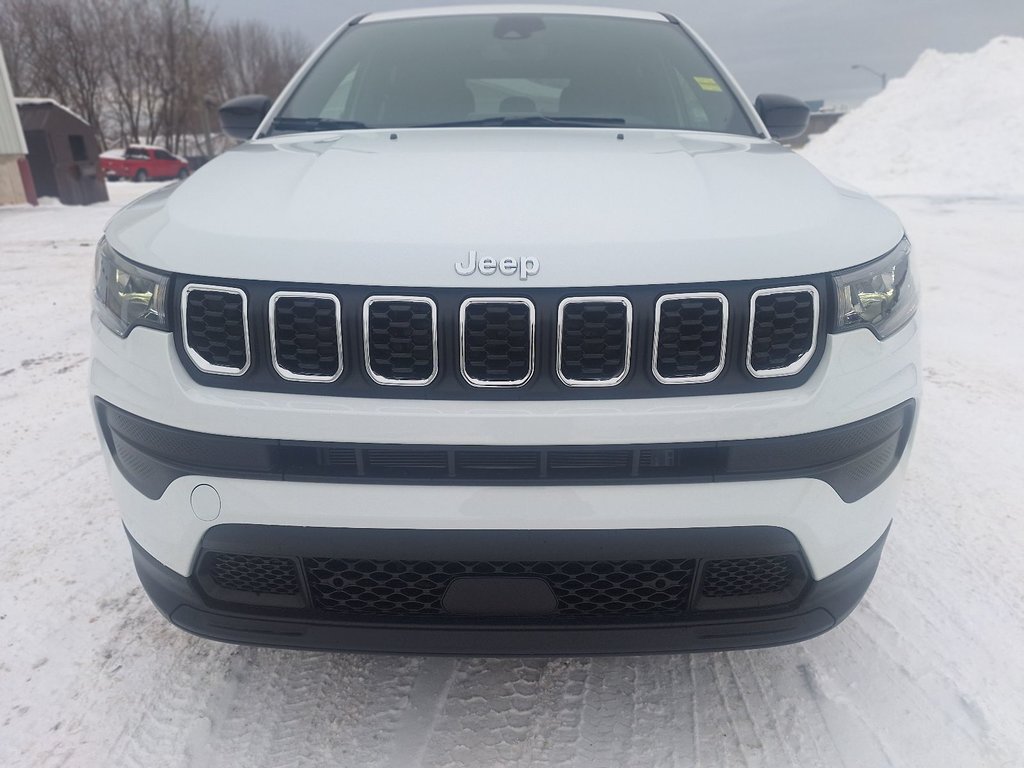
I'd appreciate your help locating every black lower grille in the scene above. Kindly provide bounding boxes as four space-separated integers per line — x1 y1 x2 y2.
695 555 806 611
196 548 812 621
303 557 696 617
701 556 799 598
183 287 248 371
208 553 300 595
748 289 817 374
365 298 436 383
271 293 341 379
558 298 631 384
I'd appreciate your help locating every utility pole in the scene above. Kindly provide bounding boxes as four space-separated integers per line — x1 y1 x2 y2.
851 64 888 91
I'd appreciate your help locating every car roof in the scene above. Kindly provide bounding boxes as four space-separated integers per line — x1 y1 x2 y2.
361 5 669 25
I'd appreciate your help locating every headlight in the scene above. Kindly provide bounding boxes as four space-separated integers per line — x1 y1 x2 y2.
94 237 170 337
831 237 918 340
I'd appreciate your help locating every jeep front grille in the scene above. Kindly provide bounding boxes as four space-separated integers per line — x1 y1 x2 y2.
746 286 819 377
460 298 535 387
177 279 828 397
270 292 342 381
363 296 438 386
557 296 633 387
181 284 250 375
653 292 728 384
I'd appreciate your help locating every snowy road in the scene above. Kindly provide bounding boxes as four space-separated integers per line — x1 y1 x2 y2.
1 184 1022 767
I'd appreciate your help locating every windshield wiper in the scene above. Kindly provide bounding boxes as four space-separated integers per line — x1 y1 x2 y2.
413 115 627 128
269 117 369 134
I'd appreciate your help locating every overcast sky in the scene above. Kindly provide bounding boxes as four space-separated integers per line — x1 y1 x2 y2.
195 0 1024 106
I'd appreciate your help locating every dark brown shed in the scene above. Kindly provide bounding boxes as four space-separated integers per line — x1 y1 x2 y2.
15 98 108 205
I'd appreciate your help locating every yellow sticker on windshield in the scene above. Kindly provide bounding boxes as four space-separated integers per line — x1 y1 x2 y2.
694 76 723 93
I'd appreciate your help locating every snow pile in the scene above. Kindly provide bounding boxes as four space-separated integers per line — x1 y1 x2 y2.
802 36 1024 197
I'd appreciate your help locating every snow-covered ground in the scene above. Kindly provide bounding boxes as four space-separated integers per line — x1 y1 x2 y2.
3 41 1024 765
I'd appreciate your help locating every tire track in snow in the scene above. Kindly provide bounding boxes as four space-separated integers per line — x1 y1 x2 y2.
403 658 597 768
569 658 642 768
687 652 749 767
108 629 235 768
725 652 800 766
414 657 550 767
745 649 838 767
196 651 423 767
386 657 456 768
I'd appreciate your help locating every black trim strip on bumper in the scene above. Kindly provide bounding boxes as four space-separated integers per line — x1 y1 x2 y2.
95 398 915 503
127 525 890 656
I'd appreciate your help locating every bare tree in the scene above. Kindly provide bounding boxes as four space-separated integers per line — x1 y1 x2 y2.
0 0 309 155
0 0 38 96
211 20 306 101
25 0 109 144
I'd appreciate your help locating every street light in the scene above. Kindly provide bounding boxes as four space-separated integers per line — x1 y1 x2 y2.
852 64 888 90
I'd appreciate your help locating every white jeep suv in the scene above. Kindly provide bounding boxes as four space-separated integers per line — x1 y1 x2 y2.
91 6 920 654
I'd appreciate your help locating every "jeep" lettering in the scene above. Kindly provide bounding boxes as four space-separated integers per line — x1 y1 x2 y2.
454 251 540 281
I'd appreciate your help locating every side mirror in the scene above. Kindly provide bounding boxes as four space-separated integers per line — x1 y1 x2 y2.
218 95 272 141
754 94 810 141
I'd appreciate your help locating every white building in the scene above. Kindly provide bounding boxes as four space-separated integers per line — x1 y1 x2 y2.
0 43 31 205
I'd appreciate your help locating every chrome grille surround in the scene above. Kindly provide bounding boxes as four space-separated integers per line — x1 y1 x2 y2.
362 295 439 386
746 285 820 379
652 292 729 385
269 291 343 383
180 283 250 376
459 297 536 388
556 296 633 388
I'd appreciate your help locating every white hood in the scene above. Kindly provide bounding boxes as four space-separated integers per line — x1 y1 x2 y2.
106 128 904 287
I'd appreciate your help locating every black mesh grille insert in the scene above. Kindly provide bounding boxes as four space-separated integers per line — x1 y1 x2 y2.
208 553 300 595
462 300 533 384
655 295 726 381
700 556 801 599
184 288 248 371
748 290 817 374
303 558 695 618
365 298 436 383
559 299 631 383
453 450 541 478
272 294 341 379
364 449 449 477
548 449 633 478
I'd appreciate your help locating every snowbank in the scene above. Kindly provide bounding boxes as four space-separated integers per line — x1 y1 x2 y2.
802 36 1024 197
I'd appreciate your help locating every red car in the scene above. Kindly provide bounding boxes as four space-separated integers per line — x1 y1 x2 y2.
99 145 190 182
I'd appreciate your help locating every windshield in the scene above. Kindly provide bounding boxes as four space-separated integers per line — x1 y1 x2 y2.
273 14 757 136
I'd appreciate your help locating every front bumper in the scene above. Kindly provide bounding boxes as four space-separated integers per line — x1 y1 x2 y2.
129 524 890 656
92 315 919 652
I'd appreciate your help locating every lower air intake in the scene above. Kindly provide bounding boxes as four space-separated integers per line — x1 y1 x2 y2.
696 555 806 610
303 557 696 618
208 553 300 596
